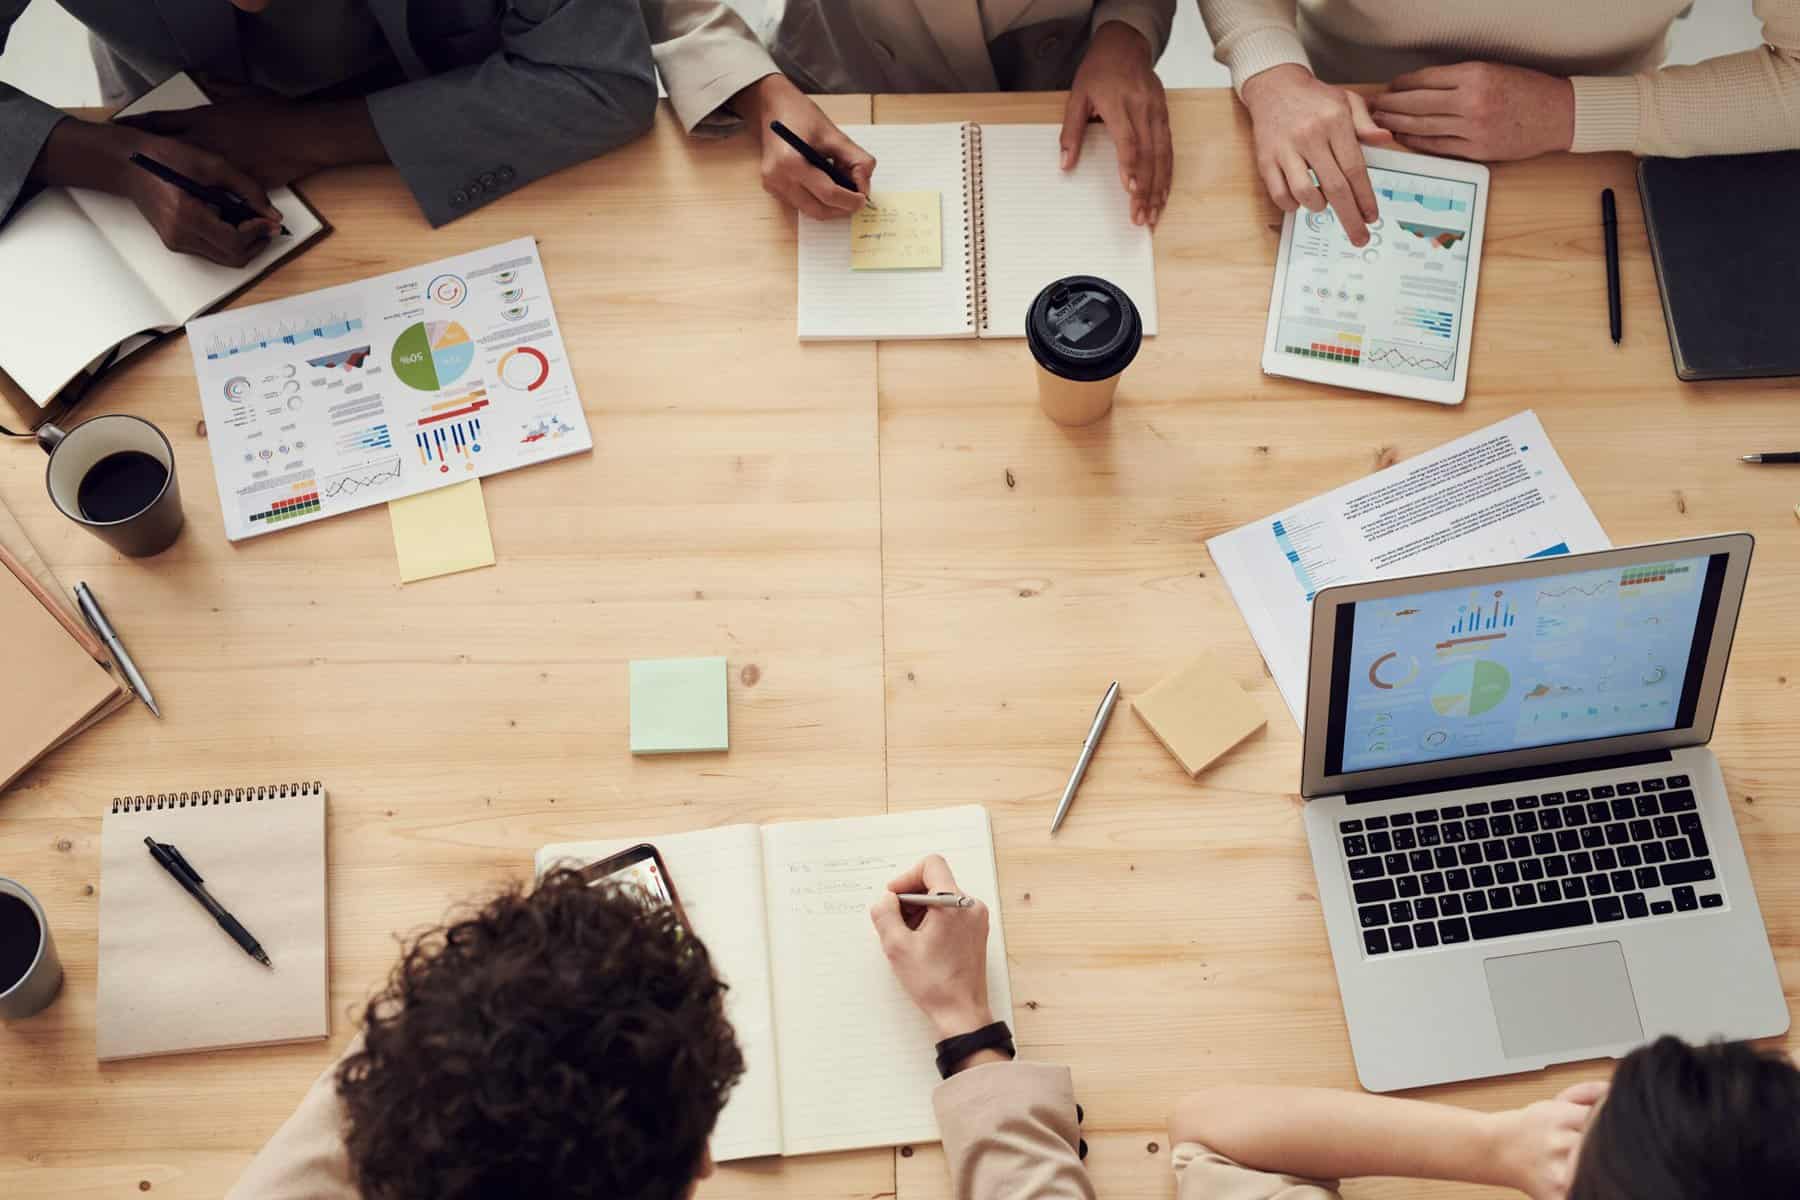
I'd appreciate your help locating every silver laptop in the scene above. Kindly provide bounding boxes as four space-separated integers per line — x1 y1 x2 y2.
1299 533 1788 1092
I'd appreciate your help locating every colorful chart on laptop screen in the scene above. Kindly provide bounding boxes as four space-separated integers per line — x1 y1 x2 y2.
391 321 475 391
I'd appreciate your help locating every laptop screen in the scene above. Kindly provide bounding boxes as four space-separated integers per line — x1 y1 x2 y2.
1325 552 1729 776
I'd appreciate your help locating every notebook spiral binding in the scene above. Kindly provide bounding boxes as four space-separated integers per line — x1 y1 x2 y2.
963 123 988 334
110 780 324 813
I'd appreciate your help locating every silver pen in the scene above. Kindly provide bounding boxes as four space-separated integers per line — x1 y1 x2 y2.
1050 681 1119 834
73 582 160 718
897 892 976 909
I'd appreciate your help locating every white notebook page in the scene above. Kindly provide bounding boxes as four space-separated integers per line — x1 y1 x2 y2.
761 805 1012 1156
976 124 1159 338
534 825 783 1162
797 123 973 340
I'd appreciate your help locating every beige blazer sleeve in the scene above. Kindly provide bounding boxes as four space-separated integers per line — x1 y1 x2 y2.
641 0 779 133
225 1052 359 1200
1171 1142 1343 1200
933 1060 1097 1200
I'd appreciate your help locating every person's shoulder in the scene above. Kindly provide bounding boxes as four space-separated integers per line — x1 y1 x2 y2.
1170 1142 1342 1200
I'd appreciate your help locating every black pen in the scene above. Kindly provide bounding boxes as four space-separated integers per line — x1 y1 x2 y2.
145 836 273 967
1601 187 1621 344
768 120 875 208
1740 453 1800 464
128 152 291 235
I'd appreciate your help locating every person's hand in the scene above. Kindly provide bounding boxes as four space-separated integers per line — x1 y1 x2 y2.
1239 63 1393 247
869 855 993 1040
112 127 282 266
731 74 875 220
120 96 331 190
1061 20 1170 228
1486 1081 1608 1200
1370 62 1575 162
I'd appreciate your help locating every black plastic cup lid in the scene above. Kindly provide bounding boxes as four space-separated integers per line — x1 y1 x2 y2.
1025 275 1142 382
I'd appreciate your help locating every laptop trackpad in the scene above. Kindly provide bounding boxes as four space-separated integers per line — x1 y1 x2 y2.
1484 942 1643 1059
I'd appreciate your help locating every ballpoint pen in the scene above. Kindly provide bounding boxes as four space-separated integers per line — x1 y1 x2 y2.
1601 188 1621 345
1050 681 1120 834
73 581 159 717
144 836 272 967
897 892 976 909
1740 453 1800 464
768 121 876 208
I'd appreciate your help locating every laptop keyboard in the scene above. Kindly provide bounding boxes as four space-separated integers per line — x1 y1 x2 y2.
1340 774 1725 957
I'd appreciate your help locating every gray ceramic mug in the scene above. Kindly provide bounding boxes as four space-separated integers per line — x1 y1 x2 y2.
39 414 184 557
0 877 63 1020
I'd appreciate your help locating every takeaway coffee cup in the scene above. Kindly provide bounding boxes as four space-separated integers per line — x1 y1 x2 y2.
1025 275 1143 426
0 878 62 1020
38 414 184 557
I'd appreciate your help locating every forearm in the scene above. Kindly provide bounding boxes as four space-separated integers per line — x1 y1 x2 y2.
1170 1087 1511 1188
292 98 388 172
1196 0 1310 94
27 117 131 192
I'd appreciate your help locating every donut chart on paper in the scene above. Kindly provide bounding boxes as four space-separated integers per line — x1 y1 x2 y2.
498 345 550 391
391 320 475 391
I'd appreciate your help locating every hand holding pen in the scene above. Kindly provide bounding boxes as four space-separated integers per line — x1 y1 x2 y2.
869 856 993 1040
731 74 876 219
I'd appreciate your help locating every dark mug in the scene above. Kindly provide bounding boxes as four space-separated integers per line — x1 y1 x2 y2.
38 415 184 557
0 878 62 1021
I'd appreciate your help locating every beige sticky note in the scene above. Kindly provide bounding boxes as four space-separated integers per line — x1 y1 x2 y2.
1132 653 1268 778
850 191 942 270
388 478 496 583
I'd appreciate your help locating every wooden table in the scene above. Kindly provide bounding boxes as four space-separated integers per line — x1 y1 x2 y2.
1 89 1794 1200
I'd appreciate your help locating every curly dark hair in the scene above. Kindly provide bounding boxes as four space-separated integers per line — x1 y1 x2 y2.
337 868 744 1200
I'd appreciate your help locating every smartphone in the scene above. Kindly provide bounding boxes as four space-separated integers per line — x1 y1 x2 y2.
580 843 689 927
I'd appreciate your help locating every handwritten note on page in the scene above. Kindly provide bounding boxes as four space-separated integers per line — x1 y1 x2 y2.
851 191 943 270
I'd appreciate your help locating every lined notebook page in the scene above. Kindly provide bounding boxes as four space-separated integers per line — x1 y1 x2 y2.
535 825 782 1161
761 806 1011 1156
797 123 973 340
97 787 328 1061
977 124 1159 338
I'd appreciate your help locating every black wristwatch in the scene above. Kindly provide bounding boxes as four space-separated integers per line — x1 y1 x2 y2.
935 1020 1016 1079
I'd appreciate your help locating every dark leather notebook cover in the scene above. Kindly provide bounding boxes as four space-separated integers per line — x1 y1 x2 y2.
1638 151 1800 381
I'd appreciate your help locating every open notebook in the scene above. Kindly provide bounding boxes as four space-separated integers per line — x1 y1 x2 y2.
97 782 329 1061
0 73 327 407
535 804 1011 1159
798 123 1159 340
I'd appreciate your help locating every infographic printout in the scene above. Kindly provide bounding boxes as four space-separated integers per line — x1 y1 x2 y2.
188 238 589 540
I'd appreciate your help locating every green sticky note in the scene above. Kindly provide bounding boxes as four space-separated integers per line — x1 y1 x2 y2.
630 657 729 755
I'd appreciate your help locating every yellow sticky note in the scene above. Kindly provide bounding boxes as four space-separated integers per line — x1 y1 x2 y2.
851 191 942 270
388 478 496 583
1132 653 1268 779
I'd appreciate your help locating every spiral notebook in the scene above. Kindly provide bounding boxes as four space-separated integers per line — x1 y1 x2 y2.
96 782 329 1062
797 122 1159 340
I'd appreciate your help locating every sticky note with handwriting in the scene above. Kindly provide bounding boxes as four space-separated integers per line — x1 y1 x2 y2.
850 191 942 271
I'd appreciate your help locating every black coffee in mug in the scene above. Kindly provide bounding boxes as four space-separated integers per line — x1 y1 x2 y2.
0 891 41 992
77 450 170 523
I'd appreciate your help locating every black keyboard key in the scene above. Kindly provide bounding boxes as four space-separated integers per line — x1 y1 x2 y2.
1610 870 1636 892
1513 883 1538 906
1541 807 1564 830
1662 791 1698 813
1516 812 1540 834
1483 839 1507 862
1557 829 1581 853
1410 850 1433 873
1678 813 1709 856
1340 819 1364 833
1440 893 1464 916
1661 859 1716 886
1466 818 1491 840
1652 900 1674 915
1667 774 1689 787
1390 900 1415 923
1413 922 1439 949
1514 795 1538 810
1539 791 1564 805
1544 854 1569 877
1594 895 1624 922
1396 874 1422 898
1532 833 1556 856
1414 896 1439 920
1520 859 1545 882
1471 865 1495 888
1391 812 1414 826
1463 890 1489 913
1441 821 1465 843
1359 904 1388 928
1416 808 1440 823
1700 893 1723 909
1593 848 1618 870
1466 801 1491 816
1365 815 1390 830
1491 814 1515 836
1438 918 1471 945
1654 815 1677 838
1642 842 1667 865
1440 805 1464 820
1581 826 1605 849
1619 844 1643 868
1567 787 1590 802
1605 823 1630 846
1343 835 1368 856
1471 900 1594 940
1432 846 1456 869
1384 852 1410 875
1458 843 1484 866
1418 824 1442 847
1642 778 1666 792
1611 797 1635 821
1617 781 1640 795
1586 873 1611 895
1569 851 1593 874
1628 819 1653 842
1394 828 1418 850
1507 836 1531 858
1445 868 1470 891
1536 881 1561 904
1496 862 1521 885
1388 924 1414 951
1636 867 1662 890
1355 879 1397 903
1421 871 1447 894
1587 801 1610 823
1672 885 1699 912
1368 831 1393 854
1624 891 1649 918
1563 805 1587 828
1364 928 1389 954
1635 796 1659 818
1487 887 1512 909
1591 785 1615 799
1561 877 1587 900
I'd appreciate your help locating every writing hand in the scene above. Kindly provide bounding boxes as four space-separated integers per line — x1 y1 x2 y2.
732 74 875 220
869 855 993 1040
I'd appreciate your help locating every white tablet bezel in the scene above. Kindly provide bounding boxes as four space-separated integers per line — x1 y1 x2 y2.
1260 147 1490 406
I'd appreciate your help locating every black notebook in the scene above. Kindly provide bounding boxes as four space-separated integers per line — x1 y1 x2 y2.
1638 151 1800 381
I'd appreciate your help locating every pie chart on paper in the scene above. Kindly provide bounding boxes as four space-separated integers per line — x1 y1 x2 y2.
391 320 475 391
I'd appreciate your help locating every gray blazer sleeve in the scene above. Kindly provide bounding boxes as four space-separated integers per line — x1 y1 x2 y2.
0 0 73 222
366 0 658 226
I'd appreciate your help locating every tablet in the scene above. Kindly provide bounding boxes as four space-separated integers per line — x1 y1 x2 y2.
1261 148 1489 405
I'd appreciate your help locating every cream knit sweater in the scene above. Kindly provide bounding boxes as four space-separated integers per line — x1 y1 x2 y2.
1198 0 1800 156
